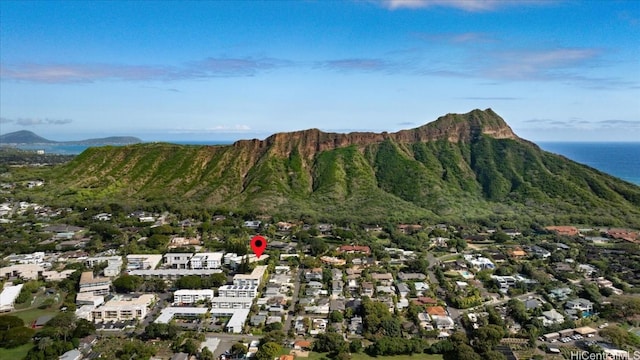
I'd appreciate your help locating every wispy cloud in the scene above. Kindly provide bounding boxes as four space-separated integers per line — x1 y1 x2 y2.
485 48 600 80
0 56 291 83
522 118 640 130
0 63 170 83
417 47 633 89
416 32 495 43
189 57 289 77
458 96 521 100
383 0 504 11
397 121 415 126
168 125 252 134
382 0 553 12
317 58 397 73
597 119 640 128
0 117 73 126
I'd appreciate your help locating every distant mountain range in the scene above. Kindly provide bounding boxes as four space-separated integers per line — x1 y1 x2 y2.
40 109 640 226
0 130 142 145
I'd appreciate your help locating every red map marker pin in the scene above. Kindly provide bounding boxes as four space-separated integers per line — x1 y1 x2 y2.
250 235 267 259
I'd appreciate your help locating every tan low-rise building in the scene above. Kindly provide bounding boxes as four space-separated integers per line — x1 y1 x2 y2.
92 294 155 322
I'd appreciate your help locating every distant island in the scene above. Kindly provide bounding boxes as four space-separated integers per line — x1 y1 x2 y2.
0 130 142 145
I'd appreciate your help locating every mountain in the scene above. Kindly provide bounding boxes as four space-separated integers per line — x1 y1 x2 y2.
0 130 142 145
42 109 640 226
0 130 54 144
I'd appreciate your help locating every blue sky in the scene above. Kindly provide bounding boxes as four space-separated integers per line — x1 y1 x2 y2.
1 0 639 142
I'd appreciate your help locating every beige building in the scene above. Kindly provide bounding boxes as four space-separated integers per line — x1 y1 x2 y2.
92 294 155 322
79 272 111 296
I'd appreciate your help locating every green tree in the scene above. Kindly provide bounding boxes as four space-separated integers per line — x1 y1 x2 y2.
349 339 362 353
72 319 95 338
0 315 24 331
113 274 142 293
201 347 215 360
2 326 35 348
255 342 281 360
175 275 203 289
182 338 199 355
473 324 505 353
329 310 344 323
230 342 248 357
314 332 347 354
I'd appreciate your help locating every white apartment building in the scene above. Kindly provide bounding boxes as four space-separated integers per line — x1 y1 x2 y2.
189 252 224 269
126 254 162 270
173 289 214 305
218 285 258 298
85 256 123 277
128 268 222 280
79 272 111 296
233 265 268 287
210 297 252 310
163 253 193 269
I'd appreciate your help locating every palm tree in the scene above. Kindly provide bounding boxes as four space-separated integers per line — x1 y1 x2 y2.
38 337 53 351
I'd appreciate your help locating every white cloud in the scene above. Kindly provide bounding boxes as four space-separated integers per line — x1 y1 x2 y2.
1 117 74 126
384 0 504 11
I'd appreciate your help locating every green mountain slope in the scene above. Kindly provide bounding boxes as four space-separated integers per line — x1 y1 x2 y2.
42 109 640 226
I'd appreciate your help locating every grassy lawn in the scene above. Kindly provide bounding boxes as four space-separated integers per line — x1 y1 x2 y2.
11 307 60 326
306 352 443 360
0 343 33 360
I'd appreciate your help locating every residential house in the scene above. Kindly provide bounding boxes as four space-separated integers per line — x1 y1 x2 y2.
371 273 394 286
565 298 594 315
332 280 344 297
349 316 363 335
431 315 455 330
414 282 429 296
338 245 371 255
396 282 410 298
539 309 565 326
549 287 572 301
361 282 374 297
305 268 323 282
523 298 542 310
546 226 579 237
397 272 426 281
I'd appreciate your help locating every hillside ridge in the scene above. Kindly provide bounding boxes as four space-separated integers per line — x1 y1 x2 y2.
34 108 640 226
232 108 518 159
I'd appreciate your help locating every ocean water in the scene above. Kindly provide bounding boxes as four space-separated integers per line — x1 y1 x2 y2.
538 142 640 186
13 141 640 186
12 141 232 155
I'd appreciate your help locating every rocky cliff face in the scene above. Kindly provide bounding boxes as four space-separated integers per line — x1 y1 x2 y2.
233 108 518 159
